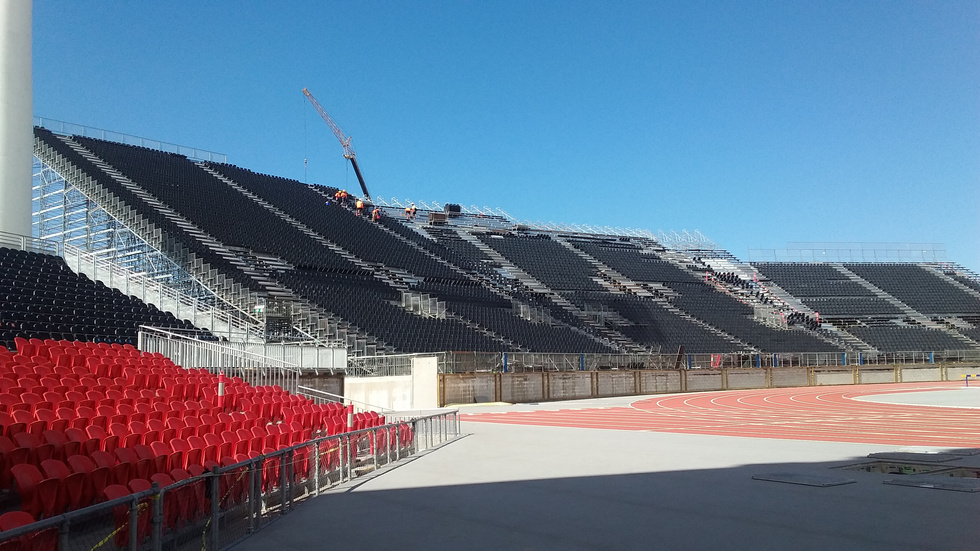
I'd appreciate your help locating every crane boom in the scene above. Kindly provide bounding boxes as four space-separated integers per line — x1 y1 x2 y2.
302 88 371 199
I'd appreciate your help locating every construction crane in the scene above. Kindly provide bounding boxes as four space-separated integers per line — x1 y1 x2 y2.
302 88 371 199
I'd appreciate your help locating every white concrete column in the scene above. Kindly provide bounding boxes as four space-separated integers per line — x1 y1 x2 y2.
0 0 32 237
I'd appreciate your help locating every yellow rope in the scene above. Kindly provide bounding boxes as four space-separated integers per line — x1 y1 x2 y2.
89 501 148 551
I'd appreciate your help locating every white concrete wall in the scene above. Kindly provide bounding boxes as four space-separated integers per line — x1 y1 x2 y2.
0 0 32 237
411 356 438 409
345 375 414 411
345 355 439 411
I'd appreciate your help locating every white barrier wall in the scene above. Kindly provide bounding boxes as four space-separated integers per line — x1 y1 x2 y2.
411 356 439 409
346 356 440 410
346 375 414 411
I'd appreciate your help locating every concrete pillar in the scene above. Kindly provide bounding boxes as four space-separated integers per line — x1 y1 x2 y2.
0 0 32 237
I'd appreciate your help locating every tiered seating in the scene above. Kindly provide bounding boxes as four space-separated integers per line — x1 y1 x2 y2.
0 340 368 525
754 263 903 317
480 234 605 291
0 247 203 350
204 163 461 280
34 128 264 293
844 263 980 315
669 283 841 353
570 240 699 283
567 293 742 353
844 325 968 352
74 138 358 275
278 271 507 353
949 274 980 294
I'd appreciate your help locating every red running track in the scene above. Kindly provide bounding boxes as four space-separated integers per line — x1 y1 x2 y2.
463 382 980 448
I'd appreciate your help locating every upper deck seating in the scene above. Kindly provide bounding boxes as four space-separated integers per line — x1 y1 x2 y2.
204 163 461 280
35 128 264 293
74 139 357 275
479 234 604 291
844 264 980 315
844 325 969 352
669 282 841 353
753 262 903 318
570 240 701 284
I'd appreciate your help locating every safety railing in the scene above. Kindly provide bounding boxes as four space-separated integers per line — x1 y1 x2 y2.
34 116 227 163
64 242 264 341
0 411 459 551
0 229 61 256
139 327 303 393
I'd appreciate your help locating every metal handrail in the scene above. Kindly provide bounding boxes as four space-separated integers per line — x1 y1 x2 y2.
296 385 393 413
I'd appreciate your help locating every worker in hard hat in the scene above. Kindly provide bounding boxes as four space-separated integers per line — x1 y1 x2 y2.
409 202 417 220
372 206 381 221
355 198 364 216
404 205 412 220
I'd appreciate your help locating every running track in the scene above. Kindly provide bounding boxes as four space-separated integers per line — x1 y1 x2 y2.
463 382 980 448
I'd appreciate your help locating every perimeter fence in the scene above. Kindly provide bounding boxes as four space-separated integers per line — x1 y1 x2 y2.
0 411 459 551
439 362 980 405
350 349 980 375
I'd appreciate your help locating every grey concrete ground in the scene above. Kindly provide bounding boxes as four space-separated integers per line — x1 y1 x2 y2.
231 390 980 550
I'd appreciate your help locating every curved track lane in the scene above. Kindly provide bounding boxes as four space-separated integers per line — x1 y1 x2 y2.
463 382 980 447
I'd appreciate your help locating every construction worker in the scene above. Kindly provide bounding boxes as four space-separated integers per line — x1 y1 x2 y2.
355 198 364 216
409 202 417 220
372 206 381 222
404 205 412 220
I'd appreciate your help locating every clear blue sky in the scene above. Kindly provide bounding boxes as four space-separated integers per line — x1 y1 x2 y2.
33 1 979 271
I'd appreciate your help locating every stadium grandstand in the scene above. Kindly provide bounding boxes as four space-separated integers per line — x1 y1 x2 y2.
0 116 974 548
17 121 980 363
0 2 978 545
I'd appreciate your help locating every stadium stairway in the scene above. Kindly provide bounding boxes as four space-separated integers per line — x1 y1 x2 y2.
33 132 263 322
832 264 939 327
557 237 752 353
458 232 637 352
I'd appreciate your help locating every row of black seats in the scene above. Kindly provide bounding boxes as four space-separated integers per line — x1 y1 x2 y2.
74 138 357 276
0 247 208 350
566 292 743 353
569 240 700 284
205 163 462 281
668 282 841 353
753 263 875 297
480 234 605 291
844 264 980 315
34 128 265 294
844 325 969 352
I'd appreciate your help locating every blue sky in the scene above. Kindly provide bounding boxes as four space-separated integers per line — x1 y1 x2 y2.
33 1 979 271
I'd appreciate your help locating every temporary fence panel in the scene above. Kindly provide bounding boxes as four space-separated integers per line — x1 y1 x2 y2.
726 368 768 390
442 373 496 405
857 367 897 384
595 371 635 397
771 367 809 388
546 372 593 401
812 367 856 386
638 370 682 394
500 373 546 403
900 366 942 382
685 370 724 392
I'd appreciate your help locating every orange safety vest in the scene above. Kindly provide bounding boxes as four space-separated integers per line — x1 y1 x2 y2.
356 200 364 209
